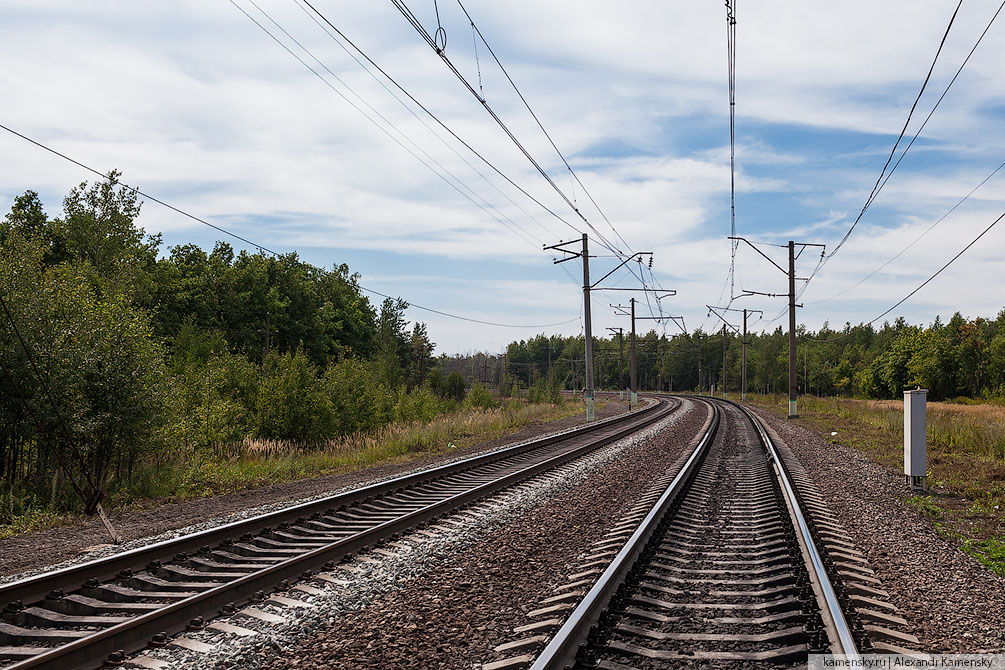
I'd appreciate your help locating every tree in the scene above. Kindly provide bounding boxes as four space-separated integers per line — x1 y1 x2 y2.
0 229 166 514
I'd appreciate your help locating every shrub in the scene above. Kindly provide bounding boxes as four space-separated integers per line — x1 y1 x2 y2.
257 349 334 442
322 357 394 435
464 383 497 410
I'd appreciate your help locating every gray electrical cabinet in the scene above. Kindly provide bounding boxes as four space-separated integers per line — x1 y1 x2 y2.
904 389 927 491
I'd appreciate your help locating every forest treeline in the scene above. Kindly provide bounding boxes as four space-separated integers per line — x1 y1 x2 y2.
4 174 1004 520
492 311 1005 402
0 174 483 517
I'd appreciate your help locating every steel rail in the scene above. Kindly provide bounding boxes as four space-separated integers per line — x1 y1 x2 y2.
530 396 861 668
530 398 720 670
4 399 676 670
730 399 861 659
0 398 662 608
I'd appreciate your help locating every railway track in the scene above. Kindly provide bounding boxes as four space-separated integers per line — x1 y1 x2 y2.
528 397 871 669
0 397 678 670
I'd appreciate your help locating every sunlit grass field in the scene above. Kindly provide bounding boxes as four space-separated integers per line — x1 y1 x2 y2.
746 393 1005 576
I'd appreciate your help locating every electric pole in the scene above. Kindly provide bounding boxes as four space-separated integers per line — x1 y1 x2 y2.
697 334 703 396
788 240 797 418
630 298 637 409
729 236 823 418
742 309 748 401
722 323 727 399
545 234 596 421
607 327 624 401
548 239 663 419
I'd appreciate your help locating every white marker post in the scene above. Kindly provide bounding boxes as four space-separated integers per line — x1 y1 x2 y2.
904 389 927 492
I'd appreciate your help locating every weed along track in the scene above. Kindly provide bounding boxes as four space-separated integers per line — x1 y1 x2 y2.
0 398 677 670
522 397 919 670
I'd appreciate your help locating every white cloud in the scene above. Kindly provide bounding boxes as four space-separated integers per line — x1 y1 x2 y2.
2 0 1004 351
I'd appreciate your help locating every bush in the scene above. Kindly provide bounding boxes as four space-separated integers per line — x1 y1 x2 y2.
464 383 497 410
395 385 448 423
322 357 394 435
257 349 334 442
443 372 466 403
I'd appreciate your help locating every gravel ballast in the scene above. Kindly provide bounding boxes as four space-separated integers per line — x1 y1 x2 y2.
137 399 708 670
751 406 1005 654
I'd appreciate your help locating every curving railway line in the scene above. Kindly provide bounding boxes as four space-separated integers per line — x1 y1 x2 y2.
527 397 910 669
0 397 679 670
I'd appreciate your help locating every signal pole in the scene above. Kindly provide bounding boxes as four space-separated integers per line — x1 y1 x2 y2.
722 324 727 399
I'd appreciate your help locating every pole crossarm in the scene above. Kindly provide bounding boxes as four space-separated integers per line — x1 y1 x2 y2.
705 305 742 335
544 239 585 264
590 252 652 288
728 236 826 277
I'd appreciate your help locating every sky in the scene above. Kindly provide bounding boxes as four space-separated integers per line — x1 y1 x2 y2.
2 1 1005 354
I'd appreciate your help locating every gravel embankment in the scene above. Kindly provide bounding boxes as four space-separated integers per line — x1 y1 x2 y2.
168 399 709 670
1 401 627 578
751 406 1005 654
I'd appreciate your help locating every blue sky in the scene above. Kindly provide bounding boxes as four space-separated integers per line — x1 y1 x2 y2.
2 1 1005 353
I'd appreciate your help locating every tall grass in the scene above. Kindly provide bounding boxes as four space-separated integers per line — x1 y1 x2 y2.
124 399 583 501
801 396 1005 461
753 394 1005 461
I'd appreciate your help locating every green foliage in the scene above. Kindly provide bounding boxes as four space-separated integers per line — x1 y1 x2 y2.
0 226 167 514
464 383 497 409
257 349 334 442
1 176 439 518
321 357 394 435
443 372 466 403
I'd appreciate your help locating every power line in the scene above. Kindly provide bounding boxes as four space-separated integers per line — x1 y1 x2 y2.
0 122 580 330
388 0 625 259
825 0 964 264
297 0 588 243
866 207 1005 326
809 158 1005 305
725 0 738 297
454 0 633 255
289 0 563 245
231 0 546 253
794 0 970 302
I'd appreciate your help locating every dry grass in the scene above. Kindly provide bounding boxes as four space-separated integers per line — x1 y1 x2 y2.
156 399 590 499
745 393 1005 574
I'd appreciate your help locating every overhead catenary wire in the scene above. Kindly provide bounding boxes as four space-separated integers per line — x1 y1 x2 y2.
297 0 591 244
388 0 625 260
795 0 966 298
0 122 580 330
289 0 562 245
454 0 633 255
809 157 1005 305
231 0 546 253
725 0 738 297
866 207 1005 326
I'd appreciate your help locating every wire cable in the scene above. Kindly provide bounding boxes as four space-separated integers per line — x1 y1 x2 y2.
232 0 544 251
455 0 633 255
290 0 561 245
826 0 963 263
809 157 1005 305
866 208 1005 326
389 0 625 259
298 0 588 241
